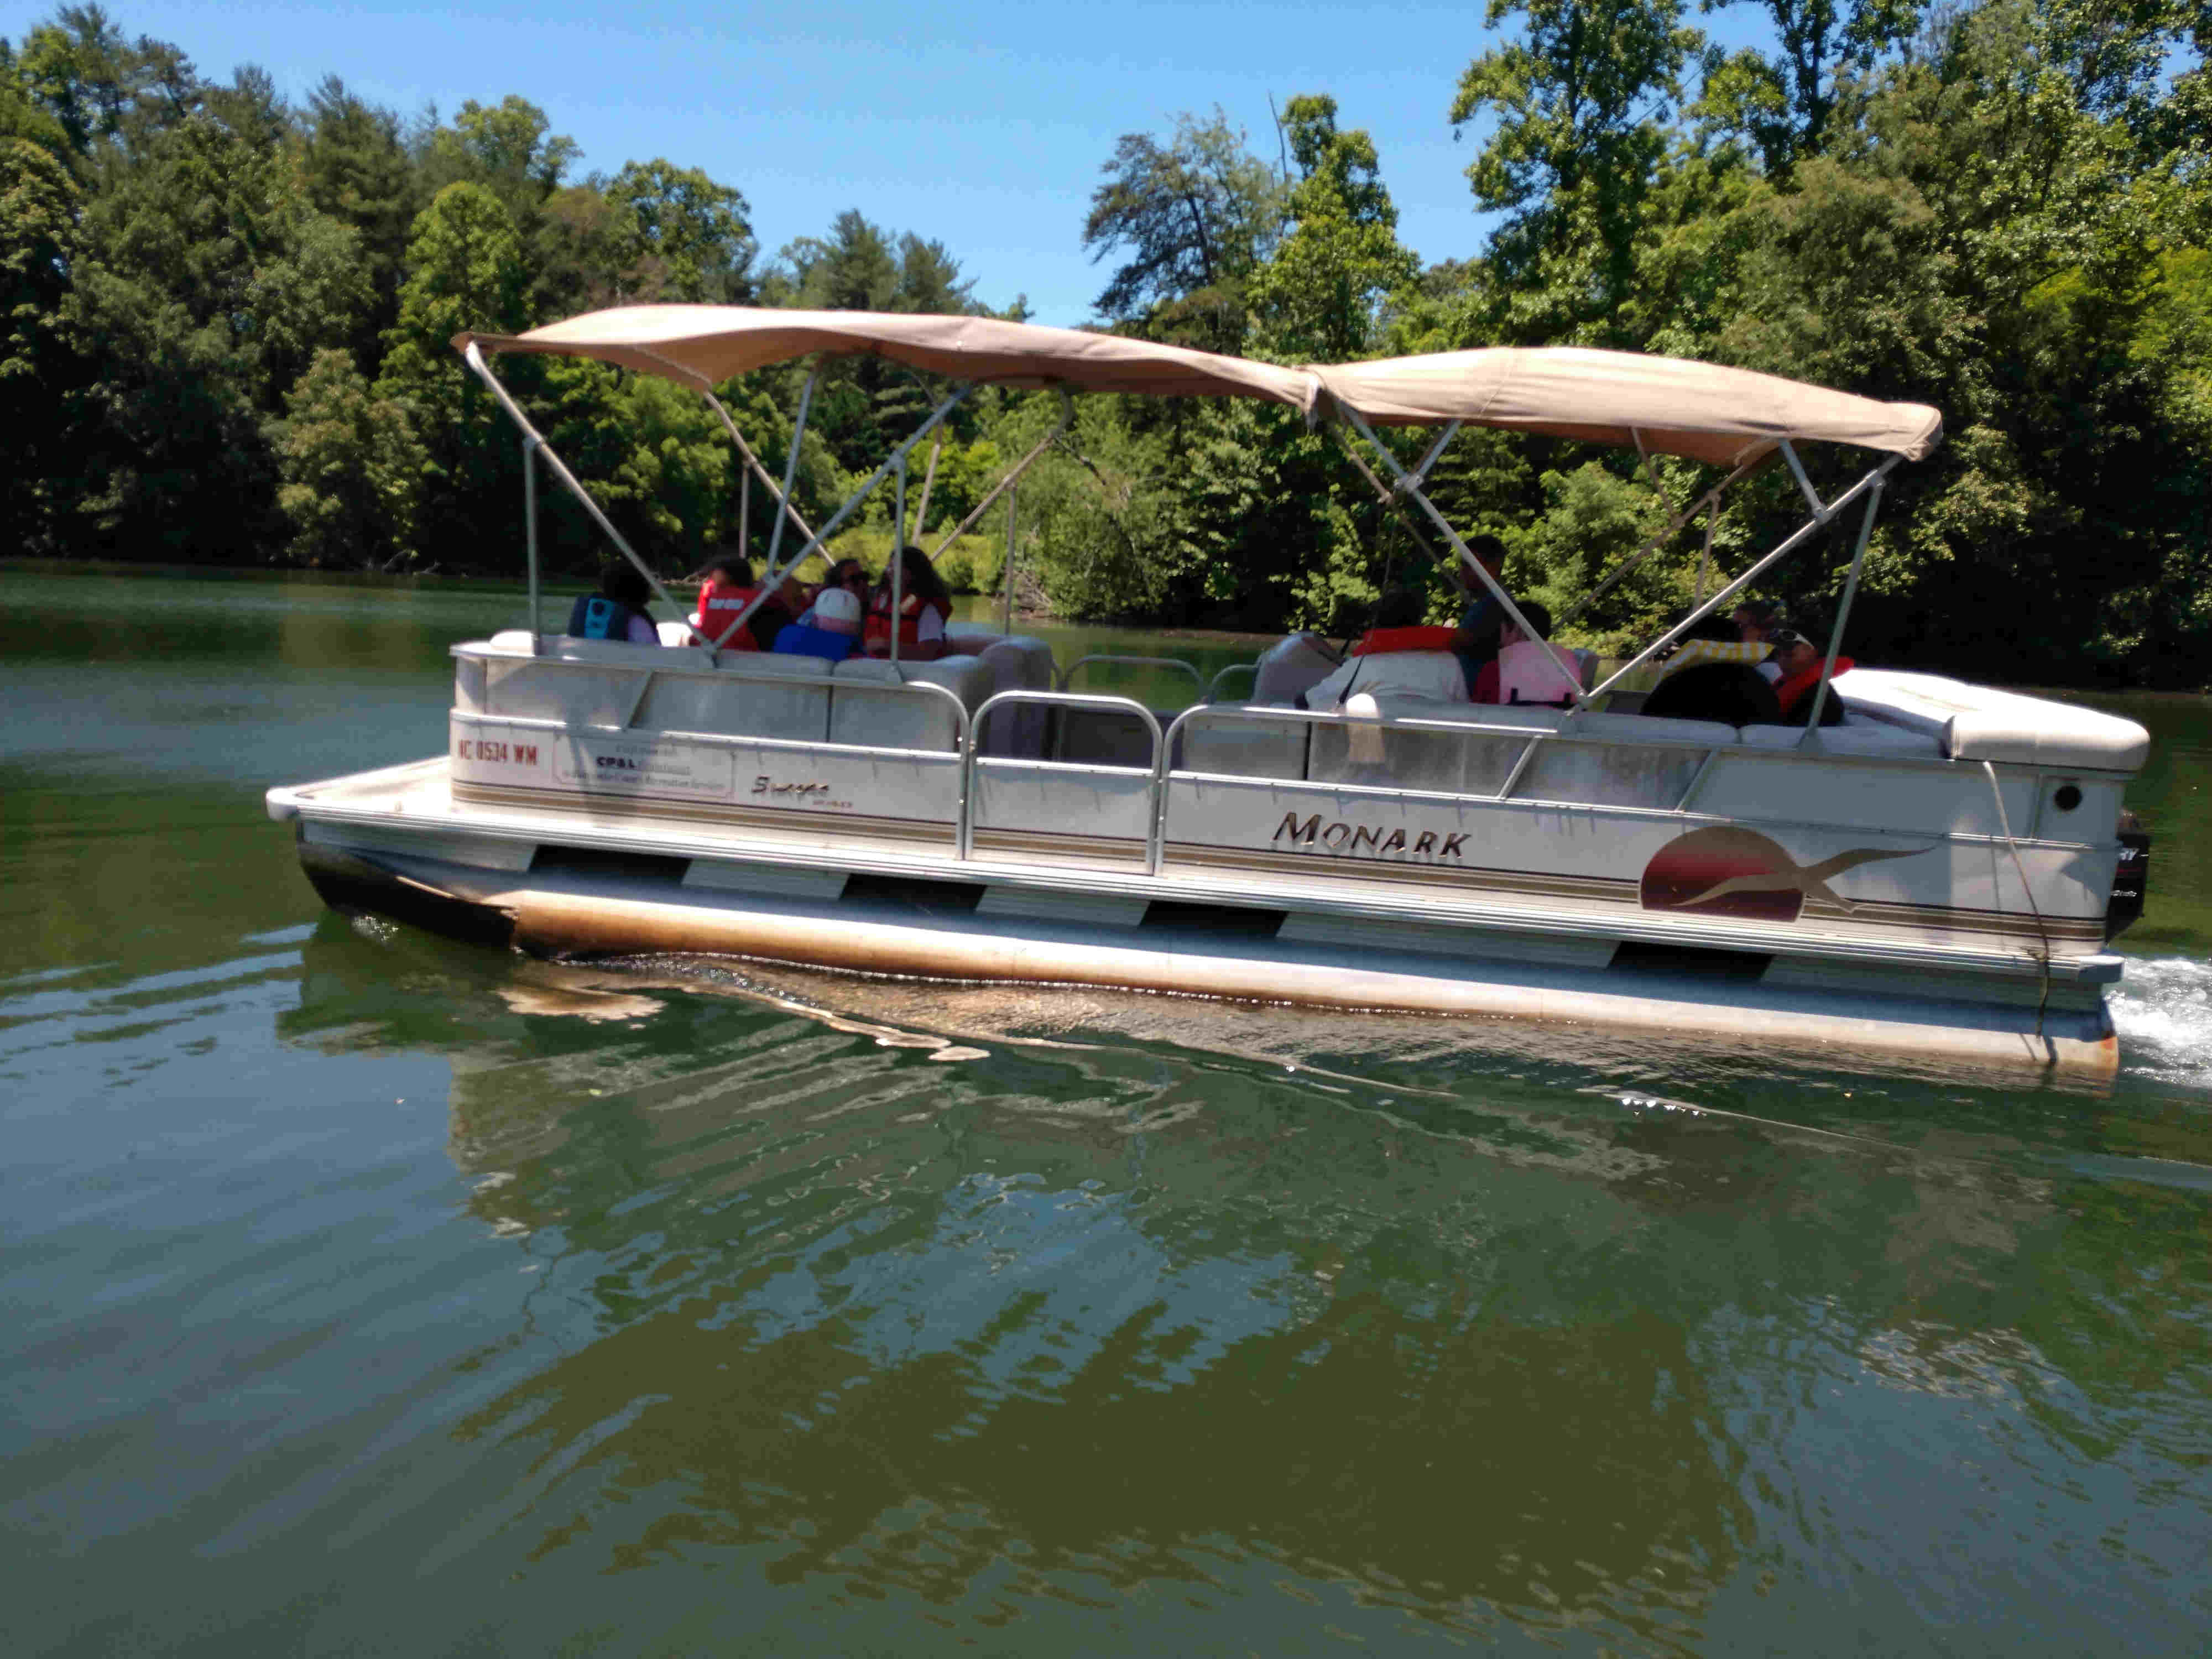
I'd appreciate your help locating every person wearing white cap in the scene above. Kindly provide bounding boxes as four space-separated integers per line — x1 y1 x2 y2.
771 583 864 662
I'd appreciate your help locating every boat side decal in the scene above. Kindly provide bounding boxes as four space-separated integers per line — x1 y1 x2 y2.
1640 826 1928 923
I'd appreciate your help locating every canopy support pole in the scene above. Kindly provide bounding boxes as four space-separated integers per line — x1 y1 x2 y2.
1410 420 1460 488
1583 456 1899 705
928 387 1073 558
1798 477 1883 744
738 466 750 564
1551 455 1764 633
1693 504 1715 607
910 430 942 544
1780 440 1828 520
758 367 817 586
891 452 907 667
701 388 818 555
523 434 541 656
1002 482 1018 637
1331 432 1451 580
1343 410 1585 709
706 383 975 656
463 342 708 649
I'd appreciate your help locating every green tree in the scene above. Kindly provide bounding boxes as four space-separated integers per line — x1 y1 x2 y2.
1451 0 1703 339
0 133 79 549
274 346 427 568
301 77 418 368
1694 0 1923 171
606 158 756 302
1081 109 1286 348
1246 95 1418 360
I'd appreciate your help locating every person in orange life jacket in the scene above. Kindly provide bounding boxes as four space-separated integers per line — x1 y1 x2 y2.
693 554 794 651
863 545 953 661
1473 601 1582 705
1767 627 1851 724
566 560 662 645
772 583 864 662
1300 590 1468 711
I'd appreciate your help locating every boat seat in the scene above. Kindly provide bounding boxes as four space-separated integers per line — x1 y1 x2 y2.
957 634 1058 758
1307 695 1556 794
829 655 992 752
1178 703 1312 781
636 651 833 742
1835 669 2150 771
1251 632 1343 706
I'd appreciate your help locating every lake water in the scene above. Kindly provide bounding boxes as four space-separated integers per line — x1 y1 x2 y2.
4 568 2210 1655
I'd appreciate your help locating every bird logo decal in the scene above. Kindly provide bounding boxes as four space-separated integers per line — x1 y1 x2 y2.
1639 827 1931 923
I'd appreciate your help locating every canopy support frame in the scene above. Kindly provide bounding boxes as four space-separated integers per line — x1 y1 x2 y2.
1582 455 1901 706
1342 409 1586 709
1552 455 1766 634
464 342 711 649
700 387 818 560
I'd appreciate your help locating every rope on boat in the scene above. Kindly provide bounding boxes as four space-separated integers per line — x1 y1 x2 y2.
1982 760 2053 1040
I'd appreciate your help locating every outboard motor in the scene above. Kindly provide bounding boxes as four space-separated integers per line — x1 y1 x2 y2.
2107 811 2151 940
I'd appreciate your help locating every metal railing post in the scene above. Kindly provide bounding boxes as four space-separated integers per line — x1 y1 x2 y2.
890 452 907 667
1799 476 1884 744
1001 482 1018 636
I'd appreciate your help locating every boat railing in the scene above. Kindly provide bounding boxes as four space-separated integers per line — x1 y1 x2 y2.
1204 661 1260 703
959 690 1163 863
1057 655 1208 701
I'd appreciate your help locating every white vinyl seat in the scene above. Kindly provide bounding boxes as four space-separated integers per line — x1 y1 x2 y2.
1738 719 1942 758
830 655 992 751
1251 633 1343 706
636 651 833 742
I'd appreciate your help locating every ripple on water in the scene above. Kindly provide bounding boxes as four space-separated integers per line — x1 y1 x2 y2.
2112 956 2212 1088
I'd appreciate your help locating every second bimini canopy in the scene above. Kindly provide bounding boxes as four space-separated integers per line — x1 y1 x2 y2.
455 305 1943 466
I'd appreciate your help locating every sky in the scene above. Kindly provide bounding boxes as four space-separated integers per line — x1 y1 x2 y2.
1 0 1772 325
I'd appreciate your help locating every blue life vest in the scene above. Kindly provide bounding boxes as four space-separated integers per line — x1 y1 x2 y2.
566 594 644 641
771 621 857 663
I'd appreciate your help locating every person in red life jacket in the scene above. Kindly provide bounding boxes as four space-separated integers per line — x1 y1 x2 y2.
1473 601 1583 706
1300 590 1467 710
794 558 869 628
565 560 662 645
1767 627 1852 724
693 555 795 651
863 545 954 661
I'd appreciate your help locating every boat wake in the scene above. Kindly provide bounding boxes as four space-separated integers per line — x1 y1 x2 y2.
2110 956 2212 1089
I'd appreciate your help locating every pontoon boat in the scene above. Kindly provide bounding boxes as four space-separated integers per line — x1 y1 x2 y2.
267 309 2152 1076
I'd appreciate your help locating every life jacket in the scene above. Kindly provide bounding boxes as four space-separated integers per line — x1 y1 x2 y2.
568 593 650 642
1773 656 1855 717
1494 638 1584 705
863 592 952 652
1350 625 1461 656
695 578 761 650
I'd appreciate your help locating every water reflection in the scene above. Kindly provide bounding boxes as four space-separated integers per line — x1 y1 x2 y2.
268 924 2212 1646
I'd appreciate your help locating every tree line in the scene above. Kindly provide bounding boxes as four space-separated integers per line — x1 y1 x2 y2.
3 1 2206 685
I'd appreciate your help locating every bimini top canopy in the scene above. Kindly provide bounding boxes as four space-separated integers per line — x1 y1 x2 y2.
456 305 1318 410
1309 347 1942 466
456 306 1943 465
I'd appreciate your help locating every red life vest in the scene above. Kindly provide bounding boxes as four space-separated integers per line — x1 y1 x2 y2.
863 592 953 652
1350 625 1460 656
1774 656 1855 717
695 579 761 650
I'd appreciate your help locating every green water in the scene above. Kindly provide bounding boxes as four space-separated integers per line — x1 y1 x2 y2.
4 567 2210 1655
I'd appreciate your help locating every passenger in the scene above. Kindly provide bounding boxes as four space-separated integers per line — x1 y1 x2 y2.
1652 609 1774 681
771 585 864 662
694 554 793 651
795 557 870 627
864 545 953 661
1300 589 1466 711
1448 533 1517 690
565 560 661 645
1473 601 1582 706
1767 627 1853 725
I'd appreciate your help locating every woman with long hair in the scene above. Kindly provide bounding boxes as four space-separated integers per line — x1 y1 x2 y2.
864 545 953 661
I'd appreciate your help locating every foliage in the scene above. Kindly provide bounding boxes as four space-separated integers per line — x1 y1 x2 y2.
1 2 2206 686
274 347 426 568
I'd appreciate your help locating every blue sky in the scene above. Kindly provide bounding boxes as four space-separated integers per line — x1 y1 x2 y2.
4 0 1767 324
